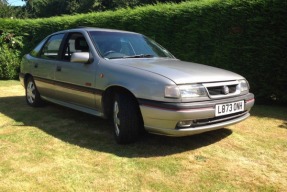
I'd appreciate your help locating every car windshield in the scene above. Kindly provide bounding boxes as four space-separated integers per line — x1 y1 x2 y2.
89 31 174 59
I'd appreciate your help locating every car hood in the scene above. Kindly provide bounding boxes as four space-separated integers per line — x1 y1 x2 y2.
117 58 243 84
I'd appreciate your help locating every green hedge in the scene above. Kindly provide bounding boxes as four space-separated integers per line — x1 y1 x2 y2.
0 0 286 104
0 32 23 80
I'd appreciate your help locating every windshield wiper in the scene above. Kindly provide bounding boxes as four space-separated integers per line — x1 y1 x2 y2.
123 54 154 58
106 57 124 60
106 54 154 60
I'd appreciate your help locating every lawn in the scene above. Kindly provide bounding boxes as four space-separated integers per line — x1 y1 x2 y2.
0 80 286 192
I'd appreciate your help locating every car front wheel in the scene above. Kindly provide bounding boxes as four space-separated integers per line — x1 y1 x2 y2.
25 77 43 107
113 93 143 144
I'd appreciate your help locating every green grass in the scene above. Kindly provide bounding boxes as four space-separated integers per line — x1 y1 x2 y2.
0 80 286 191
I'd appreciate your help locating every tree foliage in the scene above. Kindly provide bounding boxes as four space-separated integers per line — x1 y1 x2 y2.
0 1 15 18
0 0 8 4
21 0 186 18
0 0 29 18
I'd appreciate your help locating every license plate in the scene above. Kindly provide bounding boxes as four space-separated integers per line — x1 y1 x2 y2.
215 101 244 117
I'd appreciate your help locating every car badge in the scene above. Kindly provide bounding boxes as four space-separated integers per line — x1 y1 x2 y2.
223 85 229 94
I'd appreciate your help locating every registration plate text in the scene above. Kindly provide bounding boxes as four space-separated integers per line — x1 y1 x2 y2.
215 101 244 117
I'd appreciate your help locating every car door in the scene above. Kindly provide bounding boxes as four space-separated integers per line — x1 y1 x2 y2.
53 32 97 109
31 33 65 99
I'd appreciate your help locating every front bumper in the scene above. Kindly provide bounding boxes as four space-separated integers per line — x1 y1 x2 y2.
139 93 254 136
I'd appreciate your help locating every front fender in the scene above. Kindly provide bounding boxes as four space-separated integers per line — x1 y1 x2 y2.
96 60 180 102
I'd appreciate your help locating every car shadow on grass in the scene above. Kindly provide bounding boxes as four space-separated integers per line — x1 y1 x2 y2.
251 105 287 129
1 96 234 157
279 122 287 129
251 105 287 122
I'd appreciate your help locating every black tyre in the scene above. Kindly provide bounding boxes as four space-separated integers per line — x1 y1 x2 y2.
25 77 43 107
113 93 143 144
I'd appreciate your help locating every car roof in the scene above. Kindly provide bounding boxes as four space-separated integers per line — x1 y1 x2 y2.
53 27 139 35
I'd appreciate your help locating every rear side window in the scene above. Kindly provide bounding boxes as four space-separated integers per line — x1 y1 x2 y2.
30 38 48 57
39 33 64 60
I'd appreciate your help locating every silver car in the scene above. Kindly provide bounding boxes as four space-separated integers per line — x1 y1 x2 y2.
20 27 255 144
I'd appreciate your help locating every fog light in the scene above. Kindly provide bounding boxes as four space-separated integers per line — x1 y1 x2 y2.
177 120 193 128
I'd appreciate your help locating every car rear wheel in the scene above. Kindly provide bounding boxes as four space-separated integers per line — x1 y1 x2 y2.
25 77 43 107
113 93 143 144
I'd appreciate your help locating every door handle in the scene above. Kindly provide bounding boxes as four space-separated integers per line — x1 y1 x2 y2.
34 63 38 68
56 66 61 72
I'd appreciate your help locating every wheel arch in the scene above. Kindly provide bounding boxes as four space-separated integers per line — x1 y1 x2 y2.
102 85 141 119
23 73 33 87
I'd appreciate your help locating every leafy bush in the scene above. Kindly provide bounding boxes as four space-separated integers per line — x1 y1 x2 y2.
0 32 23 80
0 0 286 104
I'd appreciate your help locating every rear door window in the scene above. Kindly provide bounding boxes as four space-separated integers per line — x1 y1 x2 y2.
40 33 65 60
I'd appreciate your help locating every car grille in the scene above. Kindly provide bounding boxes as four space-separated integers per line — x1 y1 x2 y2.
207 85 237 95
203 81 240 99
177 111 248 129
193 110 247 126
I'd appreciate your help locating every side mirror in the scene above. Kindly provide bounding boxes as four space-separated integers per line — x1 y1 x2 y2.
70 52 91 64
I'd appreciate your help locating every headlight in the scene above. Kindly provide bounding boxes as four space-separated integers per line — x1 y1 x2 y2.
165 84 207 98
165 85 180 98
239 79 249 92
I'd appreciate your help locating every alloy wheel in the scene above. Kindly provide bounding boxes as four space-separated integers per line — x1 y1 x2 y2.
26 81 36 104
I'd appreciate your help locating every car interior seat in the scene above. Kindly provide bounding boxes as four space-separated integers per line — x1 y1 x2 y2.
75 37 89 52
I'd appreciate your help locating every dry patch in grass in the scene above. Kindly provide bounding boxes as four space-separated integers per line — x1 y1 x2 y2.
0 80 286 191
